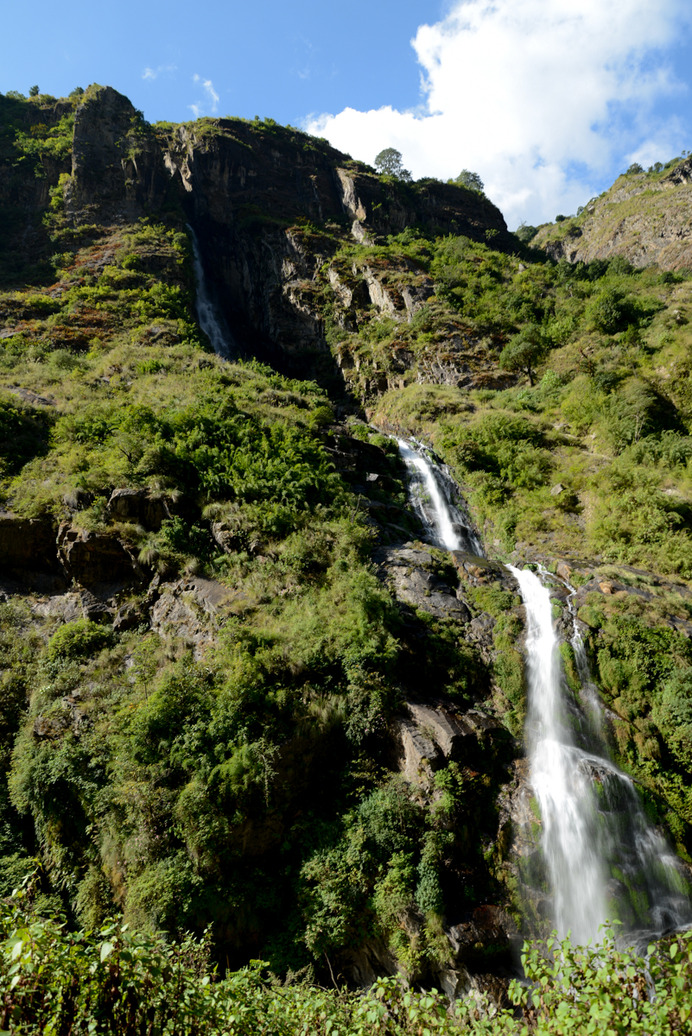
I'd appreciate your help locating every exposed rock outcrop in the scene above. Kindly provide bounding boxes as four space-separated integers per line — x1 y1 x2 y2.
107 487 187 532
57 523 146 591
64 85 171 225
0 513 61 580
535 161 692 270
149 576 242 656
156 117 512 386
378 546 472 621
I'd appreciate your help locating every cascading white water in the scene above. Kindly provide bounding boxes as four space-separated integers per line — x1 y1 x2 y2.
188 226 234 359
396 438 481 554
395 439 691 945
508 565 609 943
568 603 691 944
510 565 692 945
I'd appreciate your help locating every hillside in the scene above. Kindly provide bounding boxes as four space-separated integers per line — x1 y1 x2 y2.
534 156 692 269
2 82 692 1026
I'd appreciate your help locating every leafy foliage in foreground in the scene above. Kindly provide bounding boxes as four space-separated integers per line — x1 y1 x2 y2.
1 884 691 1035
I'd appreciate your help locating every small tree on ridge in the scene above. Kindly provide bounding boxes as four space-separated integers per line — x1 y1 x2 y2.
452 169 485 193
374 148 412 182
499 324 550 386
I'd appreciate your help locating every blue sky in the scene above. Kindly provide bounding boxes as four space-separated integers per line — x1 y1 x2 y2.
3 0 692 228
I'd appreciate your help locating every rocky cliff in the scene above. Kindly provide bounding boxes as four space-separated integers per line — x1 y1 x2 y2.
2 84 512 391
158 113 513 388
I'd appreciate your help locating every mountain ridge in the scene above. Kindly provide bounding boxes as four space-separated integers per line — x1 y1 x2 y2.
534 157 692 270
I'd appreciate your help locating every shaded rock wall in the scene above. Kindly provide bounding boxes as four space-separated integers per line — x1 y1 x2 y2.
65 86 173 225
157 118 511 384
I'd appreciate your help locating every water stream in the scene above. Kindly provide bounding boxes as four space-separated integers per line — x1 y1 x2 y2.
397 438 692 945
508 565 610 943
396 438 481 554
188 225 235 359
511 566 692 945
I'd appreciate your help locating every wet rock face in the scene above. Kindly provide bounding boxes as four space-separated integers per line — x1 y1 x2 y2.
447 903 518 971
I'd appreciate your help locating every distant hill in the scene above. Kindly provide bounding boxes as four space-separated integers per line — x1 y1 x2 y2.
534 157 692 269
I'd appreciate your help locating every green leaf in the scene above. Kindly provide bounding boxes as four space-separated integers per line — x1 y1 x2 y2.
100 941 115 962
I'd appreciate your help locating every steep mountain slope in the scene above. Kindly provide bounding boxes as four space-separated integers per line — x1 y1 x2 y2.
0 85 522 992
534 157 692 270
2 82 692 1005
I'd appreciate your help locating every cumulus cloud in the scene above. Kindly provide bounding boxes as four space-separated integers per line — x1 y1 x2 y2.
188 74 220 118
305 0 691 227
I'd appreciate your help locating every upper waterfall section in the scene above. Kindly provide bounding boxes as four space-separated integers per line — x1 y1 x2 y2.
157 114 513 380
397 439 483 555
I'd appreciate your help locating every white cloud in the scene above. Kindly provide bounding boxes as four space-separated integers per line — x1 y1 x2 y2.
189 74 220 117
191 74 218 112
305 0 691 227
141 64 177 81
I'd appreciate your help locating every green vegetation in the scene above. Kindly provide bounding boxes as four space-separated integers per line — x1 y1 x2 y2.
374 147 412 182
0 92 513 989
449 170 485 194
3 86 692 1025
310 147 692 856
1 884 690 1034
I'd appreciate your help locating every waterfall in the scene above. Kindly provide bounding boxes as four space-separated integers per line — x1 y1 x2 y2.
509 565 609 943
509 565 692 946
393 442 691 945
188 226 235 359
396 438 481 554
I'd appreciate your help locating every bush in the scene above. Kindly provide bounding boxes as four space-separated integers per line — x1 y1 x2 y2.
46 619 114 662
587 287 634 334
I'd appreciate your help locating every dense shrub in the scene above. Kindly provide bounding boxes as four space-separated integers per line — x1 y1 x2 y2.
1 887 691 1036
46 619 114 661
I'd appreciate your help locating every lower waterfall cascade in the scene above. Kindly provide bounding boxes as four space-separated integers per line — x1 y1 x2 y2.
507 564 610 945
397 437 692 946
512 567 692 945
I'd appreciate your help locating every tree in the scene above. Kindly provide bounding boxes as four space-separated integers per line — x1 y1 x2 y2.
451 169 484 193
587 286 632 334
373 148 412 181
29 85 39 97
515 223 538 244
499 324 550 386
